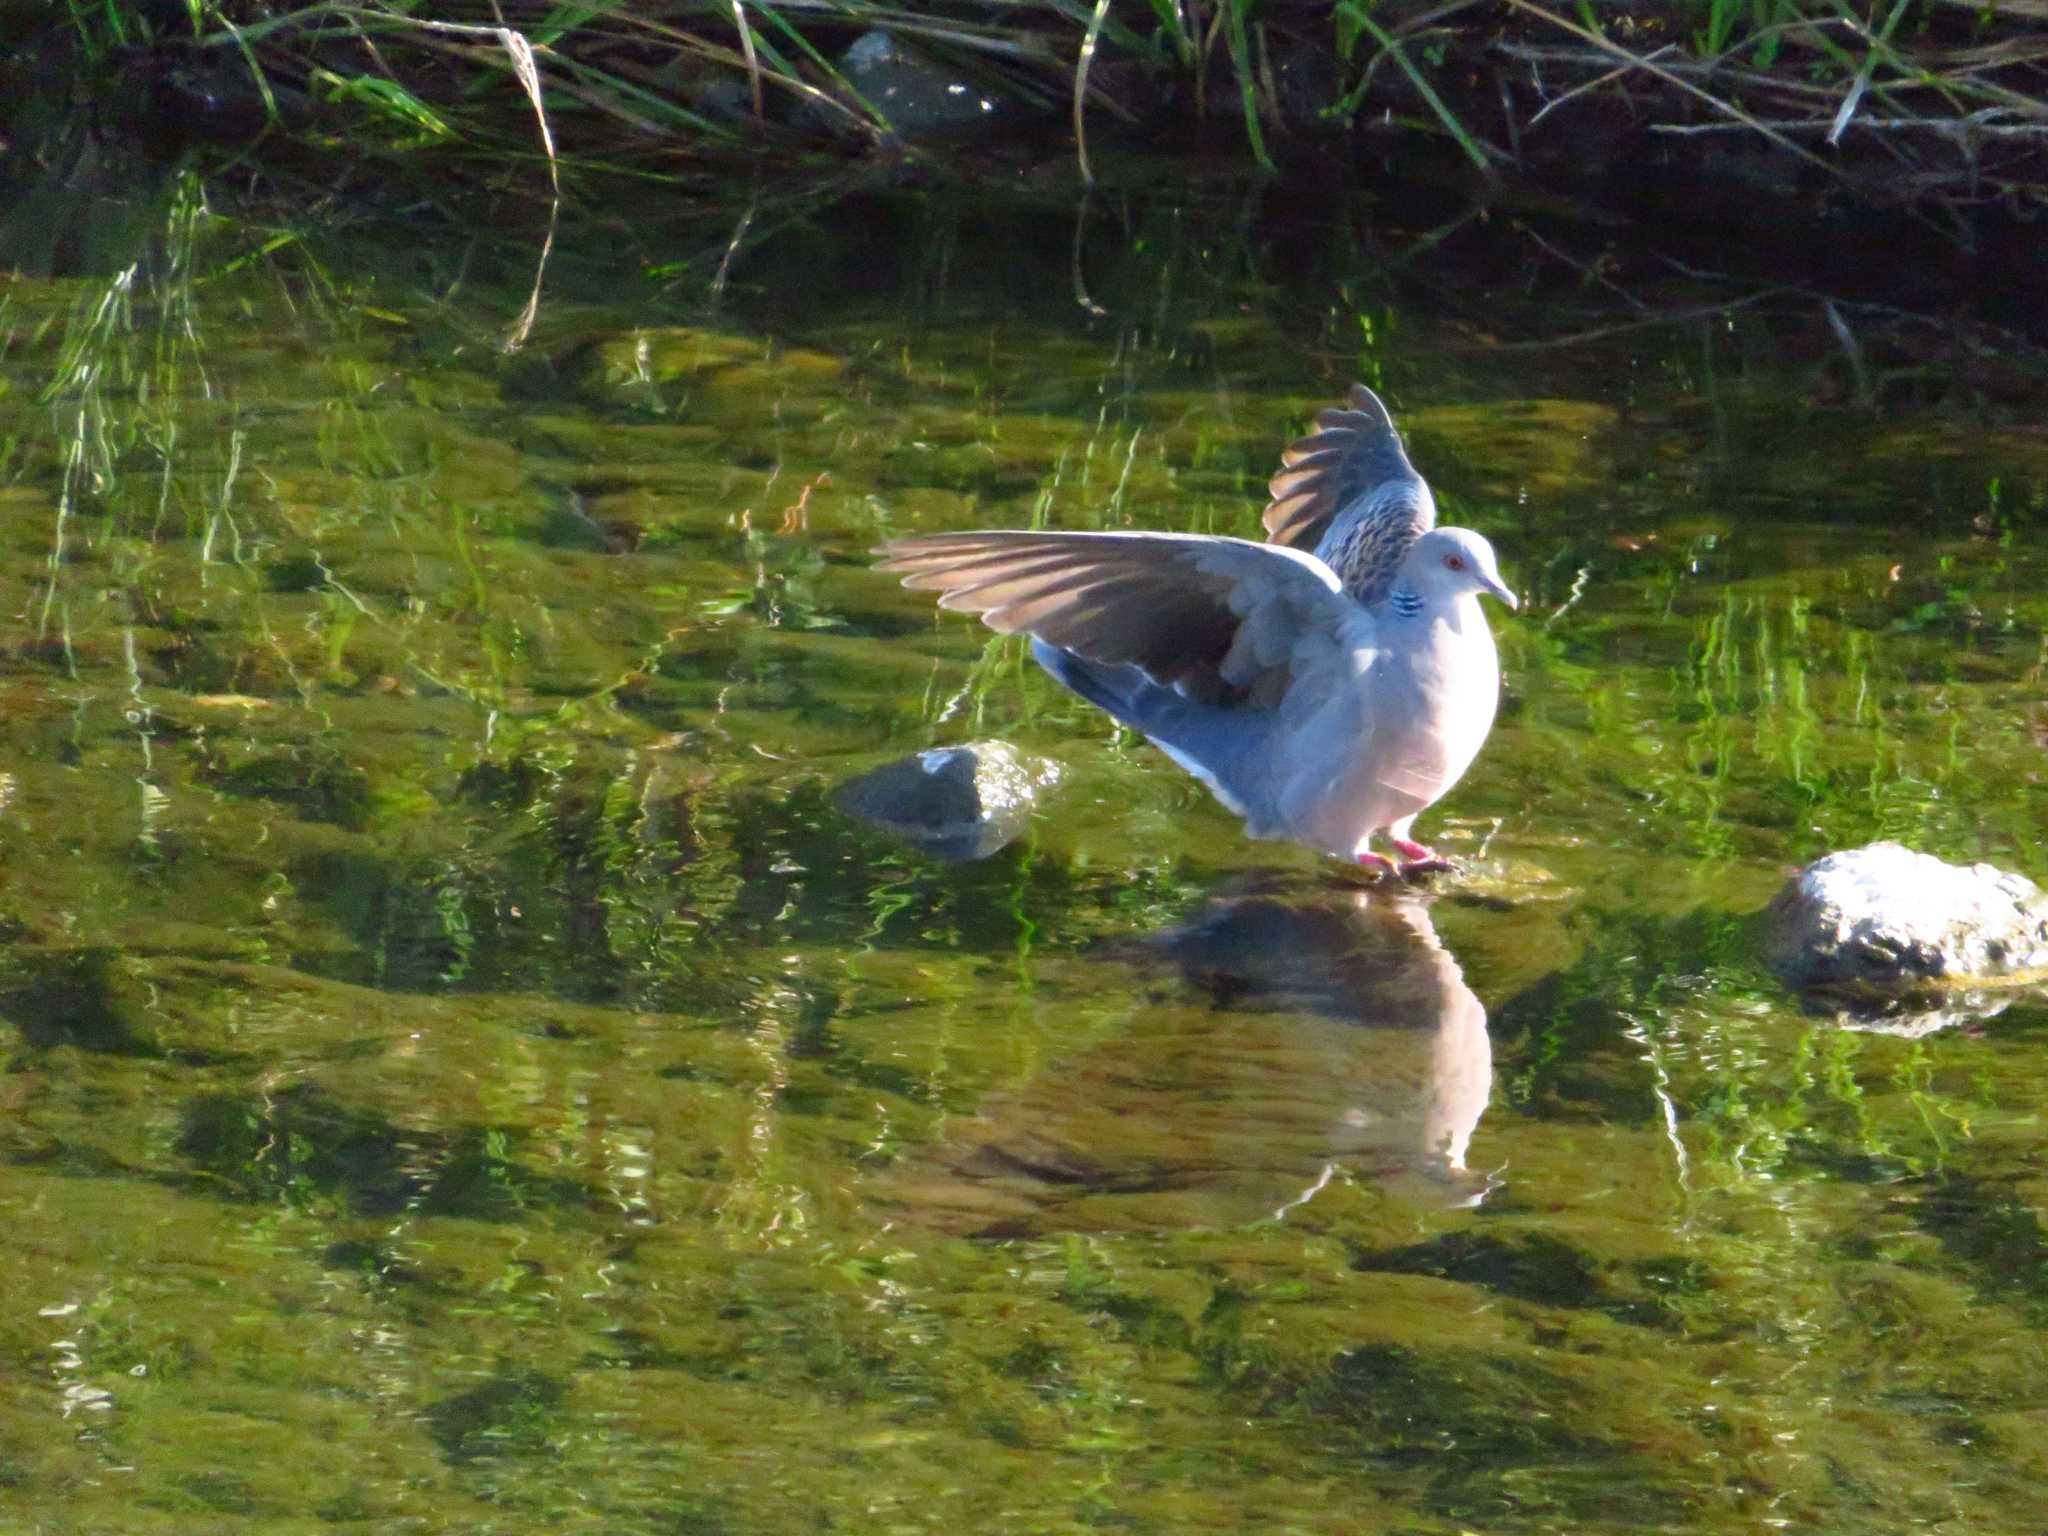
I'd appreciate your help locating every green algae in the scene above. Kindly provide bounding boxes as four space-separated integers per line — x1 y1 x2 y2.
1 178 2047 1536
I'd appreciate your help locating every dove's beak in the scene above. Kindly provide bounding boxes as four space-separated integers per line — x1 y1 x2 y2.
1485 576 1519 611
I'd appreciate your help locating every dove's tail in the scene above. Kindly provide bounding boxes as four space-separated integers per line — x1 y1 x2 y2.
1030 640 1267 822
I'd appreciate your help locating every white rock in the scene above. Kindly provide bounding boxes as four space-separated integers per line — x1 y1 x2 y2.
1763 841 2048 993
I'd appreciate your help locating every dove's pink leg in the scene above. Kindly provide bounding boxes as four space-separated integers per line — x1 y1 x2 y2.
1355 849 1397 877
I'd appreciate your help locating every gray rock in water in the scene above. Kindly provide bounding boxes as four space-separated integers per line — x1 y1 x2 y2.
835 742 1058 862
839 30 1019 137
1764 841 2048 996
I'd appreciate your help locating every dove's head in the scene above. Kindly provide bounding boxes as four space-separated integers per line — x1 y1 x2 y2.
1404 528 1518 611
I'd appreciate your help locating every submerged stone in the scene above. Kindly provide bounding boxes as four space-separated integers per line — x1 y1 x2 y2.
1763 842 2048 1013
833 741 1058 862
838 30 1025 138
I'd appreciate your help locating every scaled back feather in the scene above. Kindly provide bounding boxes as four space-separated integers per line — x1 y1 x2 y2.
1262 383 1436 606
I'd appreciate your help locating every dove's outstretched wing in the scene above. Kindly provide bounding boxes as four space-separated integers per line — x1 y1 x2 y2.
876 530 1380 828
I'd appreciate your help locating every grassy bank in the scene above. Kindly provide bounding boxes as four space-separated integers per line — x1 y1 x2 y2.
11 1 2048 218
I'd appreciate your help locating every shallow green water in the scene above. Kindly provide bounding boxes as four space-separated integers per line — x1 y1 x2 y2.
2 165 2047 1534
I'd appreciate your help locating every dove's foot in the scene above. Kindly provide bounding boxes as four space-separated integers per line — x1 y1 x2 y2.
1355 850 1398 878
1391 837 1459 880
1398 856 1457 879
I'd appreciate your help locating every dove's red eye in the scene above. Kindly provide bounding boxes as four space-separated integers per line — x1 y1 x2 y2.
1445 554 1466 571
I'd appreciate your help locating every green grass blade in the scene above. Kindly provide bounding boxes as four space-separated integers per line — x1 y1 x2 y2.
1220 0 1274 171
310 69 454 140
1334 0 1495 173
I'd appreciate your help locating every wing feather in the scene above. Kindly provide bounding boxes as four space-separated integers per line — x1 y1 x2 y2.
876 530 1361 703
1261 383 1437 605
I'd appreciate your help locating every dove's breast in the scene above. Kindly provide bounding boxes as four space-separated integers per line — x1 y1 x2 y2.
1274 596 1500 860
1401 599 1500 798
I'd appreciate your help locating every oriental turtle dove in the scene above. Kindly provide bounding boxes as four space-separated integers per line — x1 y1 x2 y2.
876 385 1515 875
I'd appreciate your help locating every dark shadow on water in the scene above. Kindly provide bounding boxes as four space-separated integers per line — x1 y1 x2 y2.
1308 1342 1698 1525
1488 903 1765 1127
290 850 483 994
1897 1174 2048 1324
0 948 161 1056
1349 1228 1711 1330
423 1370 567 1464
201 748 373 832
872 878 1496 1235
173 1083 600 1219
320 1238 433 1289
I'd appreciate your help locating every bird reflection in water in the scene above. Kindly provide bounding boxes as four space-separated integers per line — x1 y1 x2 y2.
879 881 1496 1238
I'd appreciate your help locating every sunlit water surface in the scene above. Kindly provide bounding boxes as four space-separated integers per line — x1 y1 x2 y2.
1 167 2046 1534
